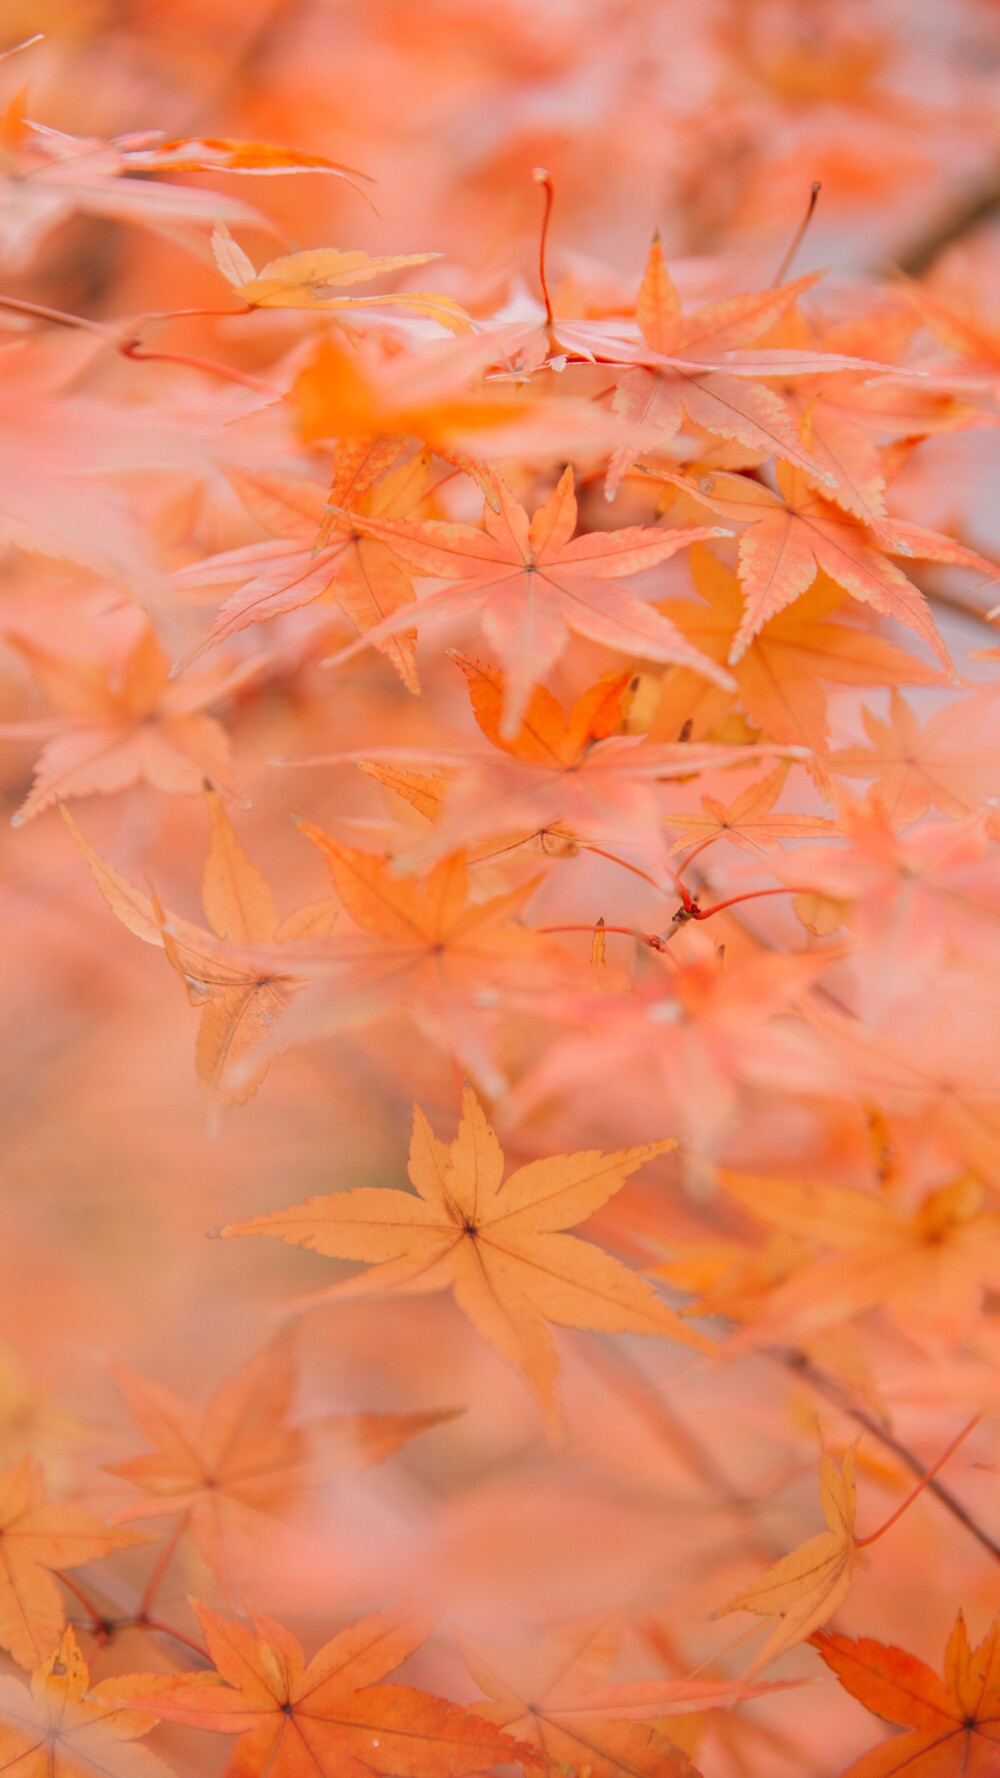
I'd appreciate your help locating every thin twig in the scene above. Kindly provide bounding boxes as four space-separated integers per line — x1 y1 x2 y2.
855 1413 984 1548
133 1615 210 1662
119 339 281 395
137 1516 186 1618
56 1571 106 1631
532 167 555 328
0 294 109 334
772 182 821 288
771 1347 1000 1564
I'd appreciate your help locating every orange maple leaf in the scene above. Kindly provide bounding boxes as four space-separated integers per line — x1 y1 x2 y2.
0 337 162 593
0 1627 171 1778
899 278 1000 390
648 463 992 668
460 1610 799 1778
804 1001 1000 1184
718 1168 1000 1347
763 302 983 526
172 442 427 685
511 947 833 1166
320 466 733 735
828 688 1000 828
0 1459 146 1671
221 1086 709 1439
774 799 1000 973
223 830 574 1095
353 757 571 869
3 618 257 824
663 761 837 859
813 1609 1000 1776
326 656 798 877
713 1447 857 1676
643 545 942 756
106 1335 455 1599
113 1601 542 1778
209 223 471 331
292 331 587 476
0 119 263 269
62 797 337 1109
127 134 372 187
607 240 849 491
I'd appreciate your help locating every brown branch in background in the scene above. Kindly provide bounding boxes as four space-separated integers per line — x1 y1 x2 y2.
917 579 1000 633
894 167 1000 277
771 1346 1000 1565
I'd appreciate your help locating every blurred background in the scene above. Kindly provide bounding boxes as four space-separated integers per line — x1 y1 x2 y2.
2 5 1000 1774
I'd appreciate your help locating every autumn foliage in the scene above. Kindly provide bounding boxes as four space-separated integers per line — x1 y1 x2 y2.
4 5 1000 1776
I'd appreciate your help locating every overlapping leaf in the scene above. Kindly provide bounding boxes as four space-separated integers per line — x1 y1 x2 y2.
63 797 337 1108
0 1628 170 1778
814 1609 1000 1776
320 466 734 734
112 1602 541 1778
107 1335 455 1597
0 1460 145 1671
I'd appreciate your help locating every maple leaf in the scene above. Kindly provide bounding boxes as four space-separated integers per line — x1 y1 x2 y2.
320 465 734 735
803 1003 1000 1185
663 762 837 859
326 657 803 876
216 828 577 1096
0 117 263 269
813 1610 1000 1776
209 222 471 331
650 1231 815 1328
106 1334 455 1598
713 1448 857 1676
2 617 258 824
828 688 1000 827
0 1627 171 1778
762 303 985 526
643 545 942 756
510 948 834 1166
126 134 372 189
113 1601 541 1778
649 463 992 668
353 658 630 865
0 1347 90 1474
353 758 568 869
717 1168 1000 1347
775 800 1000 982
0 1458 145 1671
899 279 1000 392
62 797 337 1109
0 337 163 596
221 1086 709 1439
172 443 430 687
292 332 591 474
460 1610 799 1778
606 240 854 492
